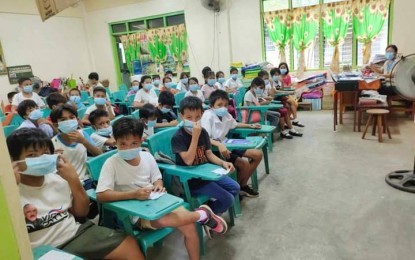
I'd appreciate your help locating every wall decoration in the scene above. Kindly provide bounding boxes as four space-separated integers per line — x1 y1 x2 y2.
0 41 7 75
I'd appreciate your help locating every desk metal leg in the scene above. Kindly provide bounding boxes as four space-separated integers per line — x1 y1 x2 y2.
333 92 338 131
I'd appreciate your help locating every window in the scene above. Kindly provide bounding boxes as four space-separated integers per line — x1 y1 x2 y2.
293 30 320 69
263 0 289 11
128 21 145 31
167 14 185 26
264 27 291 67
111 23 127 34
323 23 353 67
292 0 319 8
148 18 164 29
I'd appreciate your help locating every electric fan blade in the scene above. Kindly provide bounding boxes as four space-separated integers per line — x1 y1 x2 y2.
391 54 415 100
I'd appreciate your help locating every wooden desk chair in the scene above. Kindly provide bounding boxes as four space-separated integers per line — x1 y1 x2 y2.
362 109 391 142
387 95 415 120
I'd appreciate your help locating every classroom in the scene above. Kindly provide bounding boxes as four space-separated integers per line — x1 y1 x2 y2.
1 0 415 259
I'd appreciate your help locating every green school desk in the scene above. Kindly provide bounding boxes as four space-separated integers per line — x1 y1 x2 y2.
33 245 83 260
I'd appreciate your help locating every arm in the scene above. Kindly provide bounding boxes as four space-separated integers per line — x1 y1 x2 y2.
82 113 91 125
210 138 231 159
104 136 116 146
236 123 261 129
106 102 115 120
206 149 234 170
178 122 202 166
68 131 102 156
97 188 152 202
156 120 178 127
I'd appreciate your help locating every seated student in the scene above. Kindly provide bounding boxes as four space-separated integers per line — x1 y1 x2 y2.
83 87 115 125
160 76 177 94
202 90 262 197
201 71 217 99
101 79 112 100
46 93 67 110
172 96 240 217
185 77 205 102
89 109 116 152
5 91 18 113
17 100 54 138
87 72 103 89
126 80 140 99
152 75 161 89
67 88 86 110
133 75 158 109
138 103 157 139
165 70 174 80
201 66 212 85
11 77 46 113
224 67 243 93
51 104 102 188
156 91 178 127
176 72 189 93
7 128 143 260
96 118 227 259
215 71 226 90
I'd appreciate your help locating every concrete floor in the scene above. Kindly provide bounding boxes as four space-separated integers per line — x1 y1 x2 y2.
148 111 415 260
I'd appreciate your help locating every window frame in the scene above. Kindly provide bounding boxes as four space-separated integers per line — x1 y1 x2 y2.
260 0 394 71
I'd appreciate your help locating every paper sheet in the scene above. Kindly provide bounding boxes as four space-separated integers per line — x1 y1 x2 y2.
212 168 231 175
38 250 76 260
149 191 166 200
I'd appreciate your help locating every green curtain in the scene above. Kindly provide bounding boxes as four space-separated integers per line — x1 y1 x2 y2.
170 24 188 72
264 9 292 63
353 0 390 64
322 1 352 73
147 29 167 64
292 5 319 77
120 34 138 73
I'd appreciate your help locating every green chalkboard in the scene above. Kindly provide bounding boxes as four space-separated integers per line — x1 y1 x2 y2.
7 65 33 84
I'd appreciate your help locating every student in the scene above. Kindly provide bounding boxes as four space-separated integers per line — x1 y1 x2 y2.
165 70 174 79
201 66 212 85
7 128 143 260
176 72 189 93
101 79 112 100
156 91 178 127
89 109 116 152
51 104 102 188
5 91 18 113
83 87 115 125
133 75 158 109
160 76 177 94
68 88 86 110
11 77 46 113
185 77 205 102
138 103 157 139
258 70 275 98
88 72 103 88
46 93 67 110
202 90 262 197
172 96 240 216
224 67 243 93
126 80 140 99
278 62 292 89
215 71 226 90
17 100 54 138
96 118 227 259
201 71 217 100
152 75 161 88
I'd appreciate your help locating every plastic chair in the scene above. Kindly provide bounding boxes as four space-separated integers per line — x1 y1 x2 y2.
41 108 52 118
131 109 140 119
127 95 136 114
3 125 18 137
80 91 89 102
77 108 87 119
5 114 25 126
82 126 94 136
110 115 125 126
154 88 160 97
119 84 128 93
174 92 186 107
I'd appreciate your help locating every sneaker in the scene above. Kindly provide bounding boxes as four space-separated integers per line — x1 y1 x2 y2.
240 185 259 198
197 205 228 239
292 121 305 127
280 132 293 139
289 130 303 137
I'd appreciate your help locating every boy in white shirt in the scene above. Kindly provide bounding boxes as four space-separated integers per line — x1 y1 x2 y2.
89 109 116 152
83 87 115 125
11 77 45 113
8 127 143 259
224 67 243 93
96 117 228 260
201 90 263 197
17 100 54 138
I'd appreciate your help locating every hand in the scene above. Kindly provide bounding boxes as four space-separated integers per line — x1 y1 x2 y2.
192 121 202 138
250 124 261 129
67 131 86 144
169 120 178 126
55 148 64 155
105 101 111 107
152 184 166 193
218 143 231 159
135 187 152 200
57 156 78 182
222 161 234 172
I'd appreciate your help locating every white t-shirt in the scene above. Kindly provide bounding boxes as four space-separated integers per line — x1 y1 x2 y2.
176 82 188 93
215 82 225 90
134 88 158 105
263 83 273 97
12 92 45 108
185 90 205 102
18 119 54 138
143 126 154 139
91 132 109 151
244 90 258 106
201 109 238 141
96 151 162 193
85 104 114 116
19 173 79 248
224 78 243 91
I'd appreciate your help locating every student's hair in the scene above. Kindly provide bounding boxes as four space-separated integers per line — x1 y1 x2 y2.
179 72 189 79
158 91 175 106
113 117 144 139
248 77 265 90
17 100 38 118
162 77 171 84
216 71 224 78
46 93 67 109
50 104 78 123
230 67 238 74
139 103 157 119
278 62 290 74
209 90 228 106
206 71 215 78
93 86 106 96
179 96 203 114
89 109 109 125
258 70 269 78
7 91 18 100
152 75 160 80
131 80 139 85
165 70 173 76
88 72 99 81
69 88 81 95
7 128 54 161
386 44 398 53
202 66 212 77
18 77 31 85
270 68 281 76
140 75 152 88
189 77 199 84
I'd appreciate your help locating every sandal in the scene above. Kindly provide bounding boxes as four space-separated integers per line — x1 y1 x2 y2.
280 132 293 139
292 121 305 127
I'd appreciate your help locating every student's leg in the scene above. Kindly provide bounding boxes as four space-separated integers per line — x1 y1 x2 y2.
191 180 237 214
242 149 263 179
234 157 252 186
104 236 144 260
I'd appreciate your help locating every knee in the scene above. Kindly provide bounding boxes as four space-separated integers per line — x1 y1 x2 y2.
179 223 198 238
252 150 263 161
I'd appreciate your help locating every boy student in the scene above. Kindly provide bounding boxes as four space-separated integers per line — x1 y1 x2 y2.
172 96 240 216
83 86 115 125
89 109 116 152
11 77 46 113
5 91 18 113
224 67 243 93
8 128 144 259
156 91 178 127
51 104 102 188
202 90 262 197
88 72 103 88
138 103 157 139
96 118 228 260
46 92 67 110
68 88 86 109
17 100 54 138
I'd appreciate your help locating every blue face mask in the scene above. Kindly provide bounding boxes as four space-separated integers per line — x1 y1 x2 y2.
255 88 264 96
218 77 226 84
231 74 238 80
183 119 195 132
28 109 43 121
181 78 189 85
153 79 161 86
272 75 279 82
280 68 288 75
132 85 139 91
118 147 141 161
21 154 59 176
144 84 152 91
94 97 106 106
385 52 395 60
189 84 199 92
160 107 171 114
165 82 176 89
69 96 81 103
208 79 216 86
214 107 228 117
264 79 270 85
96 126 112 137
58 119 78 134
147 119 157 128
23 85 33 93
